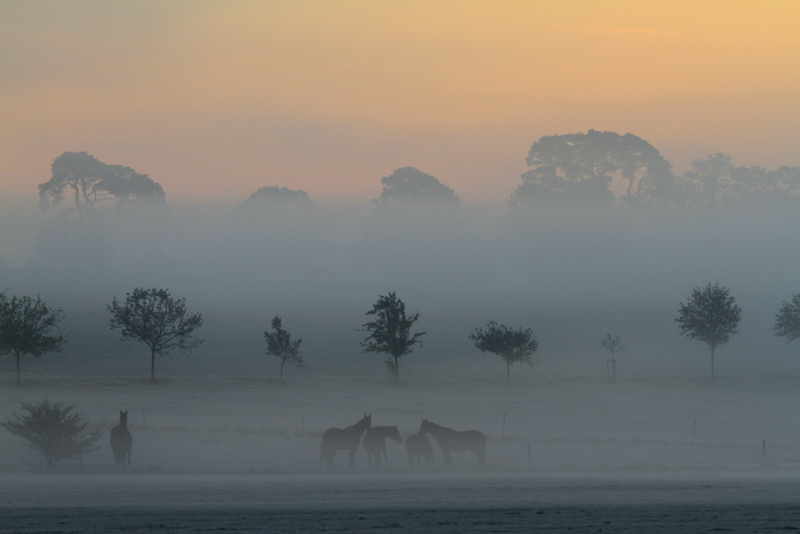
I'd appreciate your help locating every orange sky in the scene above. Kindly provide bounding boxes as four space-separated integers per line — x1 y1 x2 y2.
2 1 799 204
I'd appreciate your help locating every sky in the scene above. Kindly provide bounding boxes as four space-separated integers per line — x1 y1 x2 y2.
2 0 799 204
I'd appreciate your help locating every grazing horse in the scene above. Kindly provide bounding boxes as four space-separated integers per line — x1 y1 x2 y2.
110 410 132 468
320 414 371 469
362 425 403 468
405 433 434 469
419 418 486 468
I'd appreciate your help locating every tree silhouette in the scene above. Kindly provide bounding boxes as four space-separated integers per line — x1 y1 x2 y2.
510 130 675 208
374 167 460 207
676 283 741 379
239 186 315 210
39 152 165 219
360 292 425 381
774 293 800 344
2 399 101 470
108 288 204 381
601 334 627 379
0 292 66 385
469 321 539 383
264 315 304 381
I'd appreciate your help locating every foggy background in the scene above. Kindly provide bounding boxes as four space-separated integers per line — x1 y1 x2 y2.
2 195 798 383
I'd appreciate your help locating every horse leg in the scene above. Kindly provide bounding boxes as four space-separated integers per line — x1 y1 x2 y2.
349 446 356 469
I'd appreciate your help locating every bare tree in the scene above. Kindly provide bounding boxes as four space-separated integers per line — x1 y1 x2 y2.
265 315 304 382
676 283 741 379
108 288 203 381
0 292 66 385
360 292 425 382
2 399 101 470
601 334 627 379
469 321 539 383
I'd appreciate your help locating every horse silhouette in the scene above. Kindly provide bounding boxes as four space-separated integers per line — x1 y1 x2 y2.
419 418 485 468
320 414 371 469
405 433 434 469
110 410 132 468
362 425 402 468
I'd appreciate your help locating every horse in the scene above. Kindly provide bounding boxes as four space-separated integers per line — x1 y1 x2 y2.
110 410 133 468
320 414 371 469
419 418 486 468
405 433 434 469
362 425 403 468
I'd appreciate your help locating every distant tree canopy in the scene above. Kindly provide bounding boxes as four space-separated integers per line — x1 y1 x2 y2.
680 153 800 207
39 152 166 218
510 130 675 208
374 167 460 207
239 186 315 210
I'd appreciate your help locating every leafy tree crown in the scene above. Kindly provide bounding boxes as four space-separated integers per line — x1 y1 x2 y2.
469 321 539 366
360 292 426 360
676 283 741 351
107 288 203 356
774 293 800 343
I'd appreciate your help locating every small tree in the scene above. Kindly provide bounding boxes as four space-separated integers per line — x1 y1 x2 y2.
676 283 741 380
601 334 627 379
360 292 425 382
774 293 800 344
0 292 67 385
108 288 204 381
469 321 539 383
2 399 101 470
264 315 304 382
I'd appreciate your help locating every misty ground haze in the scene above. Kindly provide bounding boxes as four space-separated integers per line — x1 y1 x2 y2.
2 197 800 532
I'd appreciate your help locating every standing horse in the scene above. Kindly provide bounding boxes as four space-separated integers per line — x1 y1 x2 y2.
419 418 486 468
405 433 434 469
320 414 371 469
362 425 403 468
110 410 133 468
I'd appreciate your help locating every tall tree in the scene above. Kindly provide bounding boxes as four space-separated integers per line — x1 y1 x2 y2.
510 130 675 208
360 292 425 381
374 167 460 207
469 321 539 383
0 292 67 385
107 288 204 381
2 399 101 470
774 293 800 344
676 283 741 380
264 315 304 381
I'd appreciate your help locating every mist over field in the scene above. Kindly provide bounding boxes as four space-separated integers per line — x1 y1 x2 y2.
4 192 800 533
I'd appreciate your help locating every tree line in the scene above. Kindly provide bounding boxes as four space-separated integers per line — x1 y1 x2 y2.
3 284 800 385
38 132 800 221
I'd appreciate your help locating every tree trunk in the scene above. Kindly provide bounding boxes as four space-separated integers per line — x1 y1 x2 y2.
280 359 285 381
394 356 400 382
15 353 21 385
506 361 511 384
151 349 156 382
710 346 715 381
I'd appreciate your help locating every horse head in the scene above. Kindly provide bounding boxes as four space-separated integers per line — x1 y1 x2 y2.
119 411 128 424
362 413 372 430
419 418 430 435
